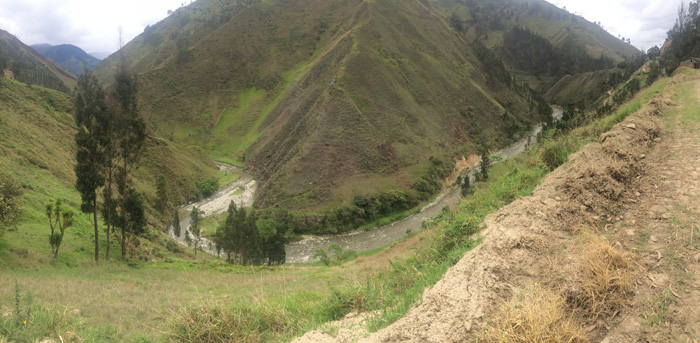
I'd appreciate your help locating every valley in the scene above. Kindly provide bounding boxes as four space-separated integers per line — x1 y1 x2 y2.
2 0 697 342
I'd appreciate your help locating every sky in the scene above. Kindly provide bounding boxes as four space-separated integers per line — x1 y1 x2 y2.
548 0 684 51
0 0 685 57
0 0 186 55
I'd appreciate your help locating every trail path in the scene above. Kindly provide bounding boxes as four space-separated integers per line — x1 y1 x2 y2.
293 75 700 342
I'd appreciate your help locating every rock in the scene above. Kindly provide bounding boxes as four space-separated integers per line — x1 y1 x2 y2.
624 123 637 129
555 196 562 201
654 137 662 143
635 191 641 197
640 154 646 159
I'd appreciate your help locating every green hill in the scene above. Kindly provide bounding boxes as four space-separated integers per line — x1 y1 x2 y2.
0 29 76 92
432 0 640 90
93 0 639 216
0 76 218 267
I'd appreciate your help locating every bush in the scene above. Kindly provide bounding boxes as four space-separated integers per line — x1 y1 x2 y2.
195 177 219 199
0 171 23 233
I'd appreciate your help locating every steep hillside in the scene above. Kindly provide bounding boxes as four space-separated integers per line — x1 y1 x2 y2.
432 0 640 91
31 43 101 75
94 0 639 216
0 29 76 92
94 0 556 214
0 76 218 266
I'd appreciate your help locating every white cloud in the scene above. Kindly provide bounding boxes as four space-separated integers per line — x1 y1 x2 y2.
0 0 684 54
547 0 684 51
0 0 184 53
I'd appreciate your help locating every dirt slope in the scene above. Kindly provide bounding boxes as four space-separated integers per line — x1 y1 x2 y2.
293 74 700 342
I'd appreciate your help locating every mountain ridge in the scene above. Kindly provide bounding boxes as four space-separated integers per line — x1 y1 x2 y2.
31 43 101 75
0 29 76 92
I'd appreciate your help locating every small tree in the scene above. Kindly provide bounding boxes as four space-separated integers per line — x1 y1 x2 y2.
46 199 73 259
461 175 472 196
329 244 343 260
0 171 23 234
189 206 202 258
480 150 491 181
155 175 168 212
121 190 146 254
314 249 330 266
172 209 181 237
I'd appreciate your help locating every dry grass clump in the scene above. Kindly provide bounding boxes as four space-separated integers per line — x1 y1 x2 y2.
567 234 633 321
479 286 589 343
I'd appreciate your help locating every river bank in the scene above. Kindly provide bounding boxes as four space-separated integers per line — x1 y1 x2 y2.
168 108 562 262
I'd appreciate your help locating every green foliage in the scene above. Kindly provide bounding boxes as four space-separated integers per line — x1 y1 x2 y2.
0 170 23 232
74 70 110 262
155 175 169 212
215 202 285 265
312 244 356 266
112 62 147 259
460 175 472 197
313 249 330 266
120 190 147 256
195 177 219 200
10 280 32 325
500 27 614 80
172 209 181 237
658 0 700 74
189 206 202 258
45 199 74 259
449 13 464 32
480 150 491 180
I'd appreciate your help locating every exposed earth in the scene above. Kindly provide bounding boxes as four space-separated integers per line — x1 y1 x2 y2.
292 74 700 342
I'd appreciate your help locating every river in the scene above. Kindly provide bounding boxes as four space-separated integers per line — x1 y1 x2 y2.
169 108 562 262
168 164 257 256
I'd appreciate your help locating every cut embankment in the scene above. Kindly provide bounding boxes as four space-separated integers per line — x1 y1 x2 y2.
293 85 673 342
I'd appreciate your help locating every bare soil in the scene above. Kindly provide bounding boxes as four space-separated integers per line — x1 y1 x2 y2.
293 75 700 342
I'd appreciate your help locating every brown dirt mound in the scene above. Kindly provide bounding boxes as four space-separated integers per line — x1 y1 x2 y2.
292 93 669 343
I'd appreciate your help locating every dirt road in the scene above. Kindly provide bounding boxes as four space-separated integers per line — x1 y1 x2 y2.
293 74 700 342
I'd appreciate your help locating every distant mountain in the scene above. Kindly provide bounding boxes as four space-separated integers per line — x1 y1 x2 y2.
31 43 101 75
0 29 76 92
94 0 640 215
89 51 111 60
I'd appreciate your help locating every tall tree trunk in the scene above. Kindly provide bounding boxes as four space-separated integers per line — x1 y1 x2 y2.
121 224 126 259
121 157 129 259
105 170 112 260
93 198 99 262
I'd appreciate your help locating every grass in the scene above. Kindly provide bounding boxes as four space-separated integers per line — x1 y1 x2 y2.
1 40 684 343
0 259 374 342
640 290 673 327
217 170 240 188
